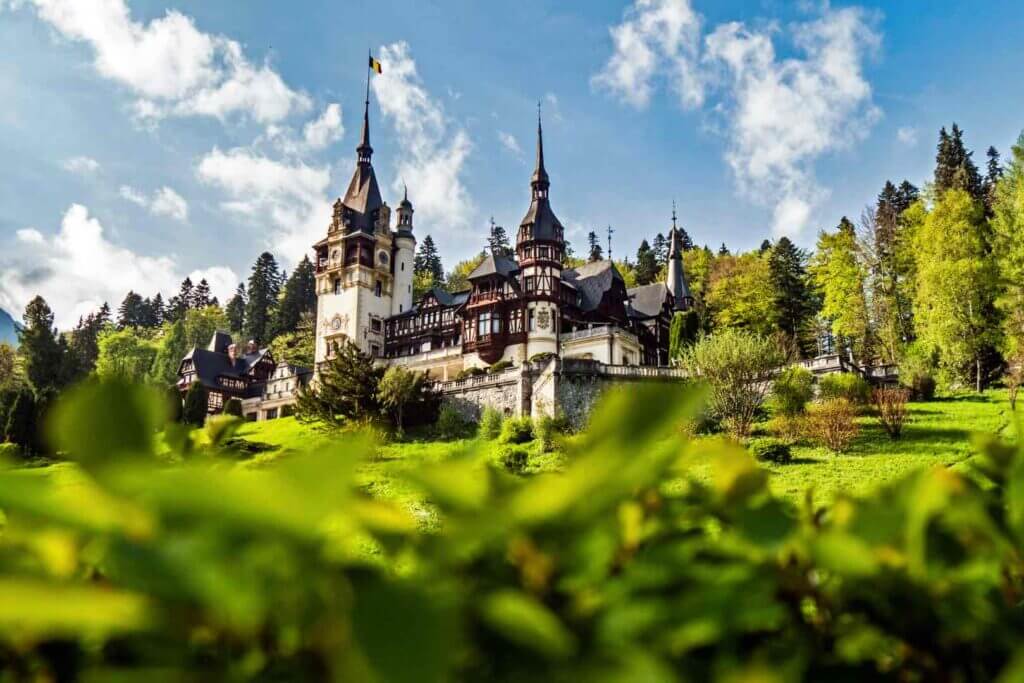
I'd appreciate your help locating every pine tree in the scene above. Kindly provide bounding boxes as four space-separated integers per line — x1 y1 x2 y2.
935 123 983 201
165 277 194 323
150 293 164 326
652 233 668 266
634 240 659 285
68 308 108 379
870 179 918 361
759 239 773 254
117 291 145 328
414 235 444 283
587 231 603 262
244 252 283 345
182 381 208 427
983 146 1003 215
18 297 65 395
295 340 383 428
225 284 246 335
192 279 212 309
768 237 815 355
678 228 694 251
275 256 317 336
487 221 512 256
3 388 36 456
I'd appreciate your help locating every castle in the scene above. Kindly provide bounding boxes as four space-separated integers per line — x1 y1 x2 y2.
311 97 693 386
178 95 696 422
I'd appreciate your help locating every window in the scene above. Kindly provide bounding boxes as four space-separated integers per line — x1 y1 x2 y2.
370 344 381 357
539 246 549 259
399 304 403 312
266 408 278 420
478 311 491 338
371 317 383 333
333 279 341 294
492 315 502 334
528 309 535 331
375 280 382 297
525 276 535 292
407 284 411 293
401 262 405 271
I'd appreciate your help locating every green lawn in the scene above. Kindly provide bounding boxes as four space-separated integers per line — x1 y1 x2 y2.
231 391 1014 510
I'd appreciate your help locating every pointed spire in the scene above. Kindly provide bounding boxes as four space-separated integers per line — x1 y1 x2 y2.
531 100 549 197
357 79 372 164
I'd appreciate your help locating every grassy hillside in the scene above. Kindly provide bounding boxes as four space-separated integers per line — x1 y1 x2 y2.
233 391 1012 509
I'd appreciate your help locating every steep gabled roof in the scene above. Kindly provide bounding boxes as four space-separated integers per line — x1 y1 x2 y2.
563 259 623 312
468 253 520 280
627 283 671 318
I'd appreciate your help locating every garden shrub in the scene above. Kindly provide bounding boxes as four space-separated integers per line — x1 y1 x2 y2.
770 366 815 417
767 414 807 443
0 442 21 461
8 379 1024 681
680 329 785 437
747 437 792 464
456 367 485 380
182 381 208 427
498 444 529 474
529 352 556 364
223 398 243 417
479 406 503 440
535 414 570 452
488 360 514 374
499 416 534 444
818 373 872 406
899 343 939 401
873 387 910 439
805 398 859 452
436 404 471 440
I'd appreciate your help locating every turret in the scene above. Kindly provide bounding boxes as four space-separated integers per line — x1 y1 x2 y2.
516 106 564 357
666 204 693 311
392 186 416 316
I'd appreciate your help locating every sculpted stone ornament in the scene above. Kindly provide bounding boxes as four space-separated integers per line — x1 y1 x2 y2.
321 314 348 332
536 308 551 331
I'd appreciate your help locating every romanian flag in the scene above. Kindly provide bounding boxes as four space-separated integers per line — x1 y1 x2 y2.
369 55 383 74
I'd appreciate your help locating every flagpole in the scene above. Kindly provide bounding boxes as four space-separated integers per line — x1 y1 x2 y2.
365 48 371 109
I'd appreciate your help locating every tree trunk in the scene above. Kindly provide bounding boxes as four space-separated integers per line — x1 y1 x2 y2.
976 357 983 394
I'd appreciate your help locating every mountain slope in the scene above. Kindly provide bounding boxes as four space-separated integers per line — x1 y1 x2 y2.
0 308 18 347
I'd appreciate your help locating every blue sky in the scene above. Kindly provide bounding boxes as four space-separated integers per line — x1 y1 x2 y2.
3 0 1024 328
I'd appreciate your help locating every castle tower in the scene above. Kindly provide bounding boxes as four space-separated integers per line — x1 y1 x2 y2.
666 205 693 311
516 108 565 358
392 186 416 316
313 93 395 363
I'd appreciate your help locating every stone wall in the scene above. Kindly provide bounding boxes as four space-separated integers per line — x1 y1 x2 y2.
437 367 526 420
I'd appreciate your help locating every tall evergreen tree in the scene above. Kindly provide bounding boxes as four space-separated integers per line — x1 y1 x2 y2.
117 291 146 328
414 235 444 282
192 279 213 309
634 239 659 285
67 308 108 379
3 388 37 456
487 220 512 256
587 231 603 262
869 180 918 361
983 146 1003 215
935 123 983 201
677 227 694 251
295 340 384 428
18 297 65 395
758 239 773 254
768 237 815 355
275 256 317 336
652 233 668 266
165 277 194 323
225 284 246 335
244 252 283 345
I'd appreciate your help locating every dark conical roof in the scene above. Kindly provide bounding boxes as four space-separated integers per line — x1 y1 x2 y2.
666 206 691 310
340 97 383 234
519 107 563 243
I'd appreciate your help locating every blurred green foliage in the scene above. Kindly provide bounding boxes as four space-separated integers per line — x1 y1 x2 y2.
2 378 1024 680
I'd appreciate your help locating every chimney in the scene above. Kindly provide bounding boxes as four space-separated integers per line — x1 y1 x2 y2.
227 343 237 364
246 340 258 355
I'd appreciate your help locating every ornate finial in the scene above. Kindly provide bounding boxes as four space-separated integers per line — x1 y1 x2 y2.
672 199 677 229
403 182 408 202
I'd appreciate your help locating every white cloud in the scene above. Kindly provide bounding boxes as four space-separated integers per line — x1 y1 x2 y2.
897 126 918 146
592 0 705 109
13 0 310 123
0 204 236 328
119 184 189 221
196 147 331 263
498 131 522 157
594 2 881 237
61 156 100 174
371 41 475 239
302 102 344 150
